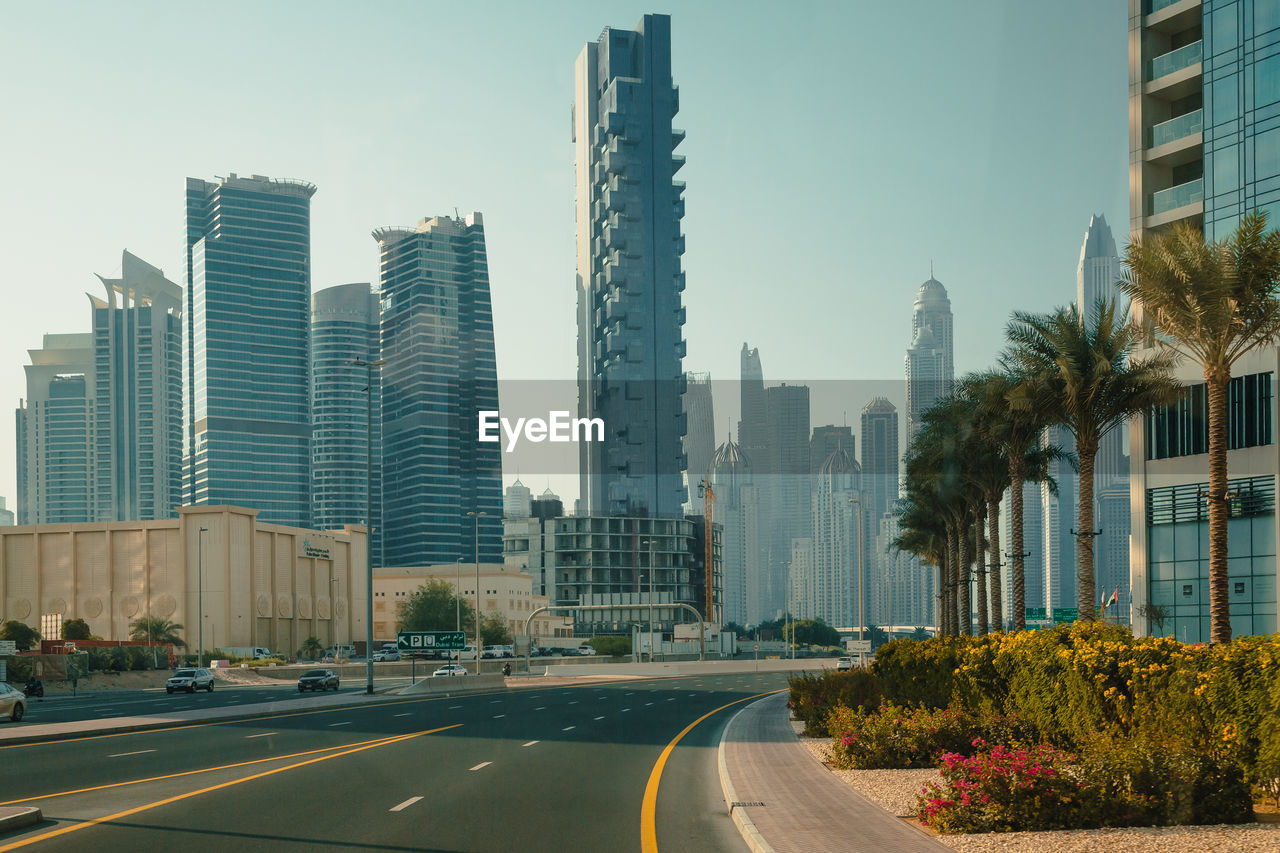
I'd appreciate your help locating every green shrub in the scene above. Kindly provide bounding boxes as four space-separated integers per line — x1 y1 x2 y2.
870 636 960 709
588 636 631 657
825 702 1040 770
787 669 881 736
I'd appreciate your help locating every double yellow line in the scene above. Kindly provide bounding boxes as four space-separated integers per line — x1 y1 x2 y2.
0 724 460 852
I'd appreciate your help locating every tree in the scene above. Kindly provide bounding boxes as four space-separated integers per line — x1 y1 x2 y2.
1122 211 1280 644
397 579 475 634
588 635 631 657
1137 602 1170 636
127 615 186 648
1006 297 1179 620
910 627 930 641
299 636 324 660
61 618 92 641
479 611 512 646
0 620 40 651
864 623 890 649
722 621 748 639
786 618 840 647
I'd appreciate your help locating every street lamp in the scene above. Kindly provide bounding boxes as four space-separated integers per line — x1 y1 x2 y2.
353 357 383 695
848 498 864 665
466 511 487 671
455 557 465 634
197 526 208 668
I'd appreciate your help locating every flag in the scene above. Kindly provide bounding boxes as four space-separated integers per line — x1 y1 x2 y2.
1106 588 1119 607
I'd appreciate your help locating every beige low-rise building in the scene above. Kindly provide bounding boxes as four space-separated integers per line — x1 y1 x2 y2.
0 505 366 657
373 563 572 644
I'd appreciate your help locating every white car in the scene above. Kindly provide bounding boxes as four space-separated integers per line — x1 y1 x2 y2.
372 650 400 662
432 664 468 678
836 657 854 671
167 668 214 693
0 683 26 722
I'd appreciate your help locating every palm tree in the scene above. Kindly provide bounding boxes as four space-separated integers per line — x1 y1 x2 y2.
127 615 186 648
300 636 324 660
1006 297 1179 620
1121 211 1280 644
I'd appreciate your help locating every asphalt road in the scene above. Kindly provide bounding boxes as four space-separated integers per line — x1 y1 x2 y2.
0 671 791 853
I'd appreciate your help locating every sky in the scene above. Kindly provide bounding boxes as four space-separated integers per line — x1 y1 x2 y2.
0 0 1129 508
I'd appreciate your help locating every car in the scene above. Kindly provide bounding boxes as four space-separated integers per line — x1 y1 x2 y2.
166 668 214 694
481 645 502 659
372 650 400 662
579 645 595 656
836 657 854 671
298 669 340 692
0 683 26 722
432 664 468 677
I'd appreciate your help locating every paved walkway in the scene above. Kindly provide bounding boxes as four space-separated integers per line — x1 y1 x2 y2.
719 691 949 853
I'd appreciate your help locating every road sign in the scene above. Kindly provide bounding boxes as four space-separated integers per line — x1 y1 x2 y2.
847 640 872 653
1052 608 1079 624
1024 607 1046 621
0 640 16 655
397 631 466 652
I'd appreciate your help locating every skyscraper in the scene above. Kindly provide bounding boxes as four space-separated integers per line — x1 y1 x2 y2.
1129 0 1280 640
374 213 501 566
806 446 861 626
860 397 900 525
683 371 716 492
91 251 183 522
905 277 954 448
762 383 810 620
16 334 93 524
185 173 315 527
810 425 854 475
738 343 766 459
711 436 760 627
575 13 687 518
504 479 533 519
311 282 381 566
1042 424 1078 612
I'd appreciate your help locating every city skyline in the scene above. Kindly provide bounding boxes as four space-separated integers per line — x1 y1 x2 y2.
0 1 1130 508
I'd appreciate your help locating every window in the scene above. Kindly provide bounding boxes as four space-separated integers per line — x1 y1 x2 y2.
1146 372 1272 459
1258 127 1280 181
1256 54 1280 107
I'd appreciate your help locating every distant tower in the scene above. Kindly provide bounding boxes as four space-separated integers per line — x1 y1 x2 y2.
810 425 854 475
738 344 766 459
683 372 716 493
764 383 811 621
574 13 687 518
860 398 900 525
505 479 533 518
711 436 758 627
905 276 954 448
808 446 861 626
16 334 93 524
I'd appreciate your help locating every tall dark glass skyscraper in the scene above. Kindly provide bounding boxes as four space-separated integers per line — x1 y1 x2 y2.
575 13 688 518
373 214 501 566
184 174 315 527
312 283 381 565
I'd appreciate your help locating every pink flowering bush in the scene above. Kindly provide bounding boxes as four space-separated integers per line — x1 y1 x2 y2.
825 702 1038 770
917 740 1091 833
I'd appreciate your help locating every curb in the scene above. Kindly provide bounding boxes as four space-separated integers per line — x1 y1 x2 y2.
717 701 775 853
0 806 42 833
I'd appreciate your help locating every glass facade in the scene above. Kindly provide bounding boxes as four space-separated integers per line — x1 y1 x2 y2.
1146 476 1277 640
184 174 315 527
1146 371 1274 459
311 283 381 565
374 215 502 566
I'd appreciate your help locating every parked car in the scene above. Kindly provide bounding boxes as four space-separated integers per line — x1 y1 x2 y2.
166 668 214 694
836 657 854 671
579 645 596 656
0 683 26 722
372 649 400 662
432 664 468 677
481 645 502 659
298 669 340 692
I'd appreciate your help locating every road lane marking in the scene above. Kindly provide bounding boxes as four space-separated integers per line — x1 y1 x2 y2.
390 796 422 812
469 762 491 771
449 705 463 709
394 713 411 717
562 726 575 731
645 702 653 706
640 689 785 853
534 706 546 711
244 733 277 739
493 714 505 719
490 699 502 703
328 722 351 727
0 724 461 852
621 708 631 713
568 700 578 704
107 750 155 758
594 716 605 721
666 698 675 702
522 741 539 747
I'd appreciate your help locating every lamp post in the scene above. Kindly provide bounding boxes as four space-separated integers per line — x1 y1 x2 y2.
353 357 383 695
466 511 486 672
782 559 792 659
197 526 208 667
848 498 864 665
455 557 465 634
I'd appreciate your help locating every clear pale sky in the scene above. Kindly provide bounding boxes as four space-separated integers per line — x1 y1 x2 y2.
0 0 1128 507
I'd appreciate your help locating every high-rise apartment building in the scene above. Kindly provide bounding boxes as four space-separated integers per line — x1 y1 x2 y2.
683 371 716 491
805 446 861 627
905 276 954 448
16 334 94 524
504 479 533 519
810 425 854 475
185 173 315 527
1129 0 1280 639
574 13 687 518
738 343 766 459
311 282 381 567
861 398 900 527
711 437 759 628
374 214 502 566
762 383 811 620
90 251 183 522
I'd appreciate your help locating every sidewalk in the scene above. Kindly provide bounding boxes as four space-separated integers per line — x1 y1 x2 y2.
718 691 949 853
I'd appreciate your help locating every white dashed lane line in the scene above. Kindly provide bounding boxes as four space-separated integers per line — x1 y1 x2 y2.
108 750 156 758
644 702 653 706
562 726 576 732
394 713 411 717
493 714 505 719
390 797 422 812
328 722 351 727
621 708 631 712
245 732 278 739
522 741 539 747
470 762 491 771
594 716 605 721
534 706 546 711
449 705 463 709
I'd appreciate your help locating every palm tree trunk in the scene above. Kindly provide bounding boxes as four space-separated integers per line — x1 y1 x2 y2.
1206 369 1232 644
975 503 989 635
946 522 958 636
957 513 972 636
1076 438 1098 621
1010 455 1027 632
988 494 1003 632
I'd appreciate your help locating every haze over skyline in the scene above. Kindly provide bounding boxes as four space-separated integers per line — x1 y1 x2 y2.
0 0 1128 506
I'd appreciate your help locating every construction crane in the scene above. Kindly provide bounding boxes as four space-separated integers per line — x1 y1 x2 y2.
698 477 716 625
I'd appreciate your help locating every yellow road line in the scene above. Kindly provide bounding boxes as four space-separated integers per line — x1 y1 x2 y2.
0 724 460 852
0 732 416 806
639 689 785 853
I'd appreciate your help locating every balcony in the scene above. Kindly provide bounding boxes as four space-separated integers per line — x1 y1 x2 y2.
1150 109 1202 148
1150 40 1201 81
1151 178 1203 216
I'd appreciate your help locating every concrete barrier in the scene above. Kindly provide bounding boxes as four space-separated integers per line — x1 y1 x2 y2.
543 659 830 677
398 674 505 695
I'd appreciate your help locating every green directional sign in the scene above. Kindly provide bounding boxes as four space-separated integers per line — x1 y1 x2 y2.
1052 608 1079 624
1024 607 1047 621
397 631 466 652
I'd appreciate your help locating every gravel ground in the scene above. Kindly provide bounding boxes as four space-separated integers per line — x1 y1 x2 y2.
796 734 1280 853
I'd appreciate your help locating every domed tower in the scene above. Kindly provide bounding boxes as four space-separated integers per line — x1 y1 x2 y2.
911 275 953 383
906 274 953 448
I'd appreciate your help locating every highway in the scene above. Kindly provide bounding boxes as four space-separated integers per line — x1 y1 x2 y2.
0 671 790 852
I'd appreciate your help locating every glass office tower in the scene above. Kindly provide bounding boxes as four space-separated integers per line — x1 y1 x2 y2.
373 213 501 566
185 173 315 527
